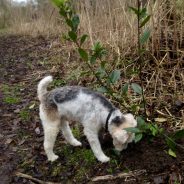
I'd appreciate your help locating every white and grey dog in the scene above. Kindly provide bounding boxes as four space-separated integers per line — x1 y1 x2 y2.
38 76 137 163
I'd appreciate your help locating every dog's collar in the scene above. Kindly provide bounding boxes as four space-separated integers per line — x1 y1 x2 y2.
105 108 116 132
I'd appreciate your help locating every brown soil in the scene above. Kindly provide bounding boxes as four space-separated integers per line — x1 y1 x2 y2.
0 35 183 184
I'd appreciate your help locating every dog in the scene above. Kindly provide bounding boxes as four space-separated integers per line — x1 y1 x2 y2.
37 76 137 163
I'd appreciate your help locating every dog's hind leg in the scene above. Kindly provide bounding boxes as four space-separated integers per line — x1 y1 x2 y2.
42 120 60 162
60 120 82 146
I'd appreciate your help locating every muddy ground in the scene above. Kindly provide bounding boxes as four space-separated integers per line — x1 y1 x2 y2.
0 35 184 184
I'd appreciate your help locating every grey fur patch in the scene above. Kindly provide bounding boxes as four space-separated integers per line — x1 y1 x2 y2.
45 86 114 111
82 88 114 110
53 86 80 104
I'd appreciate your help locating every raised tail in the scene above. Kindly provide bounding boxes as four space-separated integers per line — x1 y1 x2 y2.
37 76 53 102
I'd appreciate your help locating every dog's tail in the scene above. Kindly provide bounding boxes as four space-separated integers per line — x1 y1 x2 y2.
37 76 53 102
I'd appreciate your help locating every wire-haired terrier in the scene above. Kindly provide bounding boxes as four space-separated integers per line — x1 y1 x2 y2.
38 76 137 163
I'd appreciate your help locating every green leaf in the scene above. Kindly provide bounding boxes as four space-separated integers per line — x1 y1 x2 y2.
68 31 77 42
100 60 106 68
140 15 151 27
51 0 65 7
140 7 147 19
166 137 176 151
93 41 102 51
96 87 108 93
62 34 70 41
149 124 158 136
96 67 106 78
112 149 121 156
140 29 151 45
137 116 145 127
129 6 139 16
109 70 121 84
90 55 97 64
134 133 143 143
172 129 184 140
131 83 142 95
92 42 107 58
121 83 129 95
80 34 88 46
168 149 176 158
72 15 80 31
78 48 88 61
59 8 67 17
130 104 140 113
124 127 141 133
66 19 73 28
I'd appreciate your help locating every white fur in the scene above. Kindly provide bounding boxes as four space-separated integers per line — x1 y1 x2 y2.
37 76 53 101
38 76 137 163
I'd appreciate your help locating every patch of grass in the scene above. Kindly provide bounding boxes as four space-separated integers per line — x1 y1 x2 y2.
66 147 96 166
72 125 81 140
51 163 63 177
17 129 30 139
55 143 96 182
19 109 30 121
74 167 88 182
3 96 20 104
1 84 21 104
66 66 88 82
52 79 67 87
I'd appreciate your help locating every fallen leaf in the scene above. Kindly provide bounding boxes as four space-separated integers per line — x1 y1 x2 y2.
154 118 167 123
29 103 35 109
2 114 12 117
5 138 13 144
14 108 20 113
168 149 176 158
35 127 40 135
18 139 26 145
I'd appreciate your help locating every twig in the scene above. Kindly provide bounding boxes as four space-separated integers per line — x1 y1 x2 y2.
156 110 170 117
15 172 61 184
92 169 146 182
164 107 173 117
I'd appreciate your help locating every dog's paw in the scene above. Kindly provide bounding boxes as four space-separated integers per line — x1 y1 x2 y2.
48 154 59 162
98 156 110 163
71 139 82 147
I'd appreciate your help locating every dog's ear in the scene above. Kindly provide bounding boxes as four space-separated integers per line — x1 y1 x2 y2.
112 116 125 125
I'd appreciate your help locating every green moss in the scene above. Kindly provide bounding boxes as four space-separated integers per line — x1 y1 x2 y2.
54 142 97 182
1 84 21 104
53 79 67 87
19 109 30 121
3 96 20 104
69 149 96 166
71 125 81 140
51 163 63 177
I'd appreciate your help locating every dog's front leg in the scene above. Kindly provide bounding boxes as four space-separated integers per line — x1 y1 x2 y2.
84 128 110 163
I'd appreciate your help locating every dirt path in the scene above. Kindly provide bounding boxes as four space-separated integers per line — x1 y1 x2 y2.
0 35 183 184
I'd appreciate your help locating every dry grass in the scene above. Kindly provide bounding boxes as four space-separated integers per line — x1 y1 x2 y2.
0 0 183 49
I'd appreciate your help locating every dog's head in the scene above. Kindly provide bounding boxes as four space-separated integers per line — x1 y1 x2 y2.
110 113 137 151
